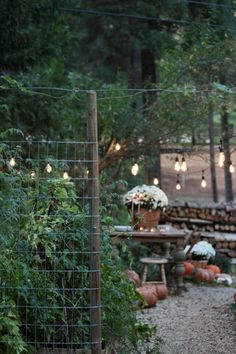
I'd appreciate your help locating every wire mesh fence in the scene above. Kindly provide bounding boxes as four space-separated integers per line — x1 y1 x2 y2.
0 133 101 353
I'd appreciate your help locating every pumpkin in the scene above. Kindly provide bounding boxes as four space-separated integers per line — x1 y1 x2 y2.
136 286 158 308
155 284 168 300
206 265 221 275
183 261 195 276
123 270 140 286
194 269 215 283
194 268 205 282
202 269 215 283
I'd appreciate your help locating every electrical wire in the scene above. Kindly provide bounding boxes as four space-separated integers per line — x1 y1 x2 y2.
57 6 236 32
28 85 236 95
183 0 236 11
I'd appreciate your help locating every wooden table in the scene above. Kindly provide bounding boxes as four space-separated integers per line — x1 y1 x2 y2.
109 225 190 295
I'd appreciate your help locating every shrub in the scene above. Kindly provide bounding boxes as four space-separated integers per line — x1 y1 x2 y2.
0 141 160 353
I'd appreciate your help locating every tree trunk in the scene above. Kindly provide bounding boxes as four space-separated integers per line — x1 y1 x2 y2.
141 48 159 184
208 108 218 202
221 106 233 202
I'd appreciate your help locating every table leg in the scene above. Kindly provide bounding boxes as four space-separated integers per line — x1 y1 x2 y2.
173 242 186 295
163 242 171 258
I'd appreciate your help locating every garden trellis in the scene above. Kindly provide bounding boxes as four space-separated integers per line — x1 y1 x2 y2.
0 92 101 353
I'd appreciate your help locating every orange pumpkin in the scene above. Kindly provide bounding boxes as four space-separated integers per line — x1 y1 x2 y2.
183 261 195 276
136 286 158 308
155 284 168 300
202 269 215 283
123 270 140 286
206 265 221 275
194 268 215 283
194 268 205 282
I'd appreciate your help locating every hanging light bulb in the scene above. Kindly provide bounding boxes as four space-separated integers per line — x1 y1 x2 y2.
181 156 187 172
46 163 52 173
131 162 139 176
176 174 181 190
153 177 159 185
201 170 207 188
174 156 181 171
30 171 36 179
63 171 70 179
115 143 121 151
9 157 16 167
229 161 235 174
218 142 225 167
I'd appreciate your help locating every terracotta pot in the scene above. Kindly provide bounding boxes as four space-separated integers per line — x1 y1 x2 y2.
190 260 208 269
131 207 161 231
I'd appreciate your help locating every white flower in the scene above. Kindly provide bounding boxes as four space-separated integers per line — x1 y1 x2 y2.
123 184 168 210
185 241 216 260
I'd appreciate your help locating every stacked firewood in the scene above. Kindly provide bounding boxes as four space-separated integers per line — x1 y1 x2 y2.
160 202 236 258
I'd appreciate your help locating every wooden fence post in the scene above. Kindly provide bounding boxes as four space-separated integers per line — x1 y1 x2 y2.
87 91 101 354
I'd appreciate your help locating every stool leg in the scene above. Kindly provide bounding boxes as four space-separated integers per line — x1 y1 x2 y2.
141 264 148 285
161 264 167 285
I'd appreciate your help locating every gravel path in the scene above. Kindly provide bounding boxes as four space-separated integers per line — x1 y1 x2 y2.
138 283 236 354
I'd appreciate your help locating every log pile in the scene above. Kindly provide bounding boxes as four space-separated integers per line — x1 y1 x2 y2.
160 202 236 258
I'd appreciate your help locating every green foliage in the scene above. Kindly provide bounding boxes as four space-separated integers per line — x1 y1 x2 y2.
0 301 26 354
0 140 160 353
209 253 231 274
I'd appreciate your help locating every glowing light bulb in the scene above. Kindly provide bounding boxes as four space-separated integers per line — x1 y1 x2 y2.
115 143 121 151
181 157 187 172
174 157 181 171
46 163 52 173
86 169 89 175
229 162 234 174
218 147 225 167
131 162 139 176
9 158 16 167
201 177 207 188
176 182 181 190
30 171 36 179
153 177 159 185
176 174 181 190
63 171 69 179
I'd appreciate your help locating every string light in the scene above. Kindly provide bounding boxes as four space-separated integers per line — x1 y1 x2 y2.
174 156 181 171
46 163 52 173
9 158 16 167
131 162 139 176
115 143 121 151
153 177 159 185
218 141 225 167
63 171 70 179
229 161 235 174
181 156 187 172
201 170 207 188
176 174 181 190
30 171 36 179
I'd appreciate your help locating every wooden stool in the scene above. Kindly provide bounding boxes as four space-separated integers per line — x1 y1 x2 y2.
140 257 168 286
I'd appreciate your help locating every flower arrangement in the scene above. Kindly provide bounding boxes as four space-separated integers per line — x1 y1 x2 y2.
123 184 168 210
185 241 216 261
